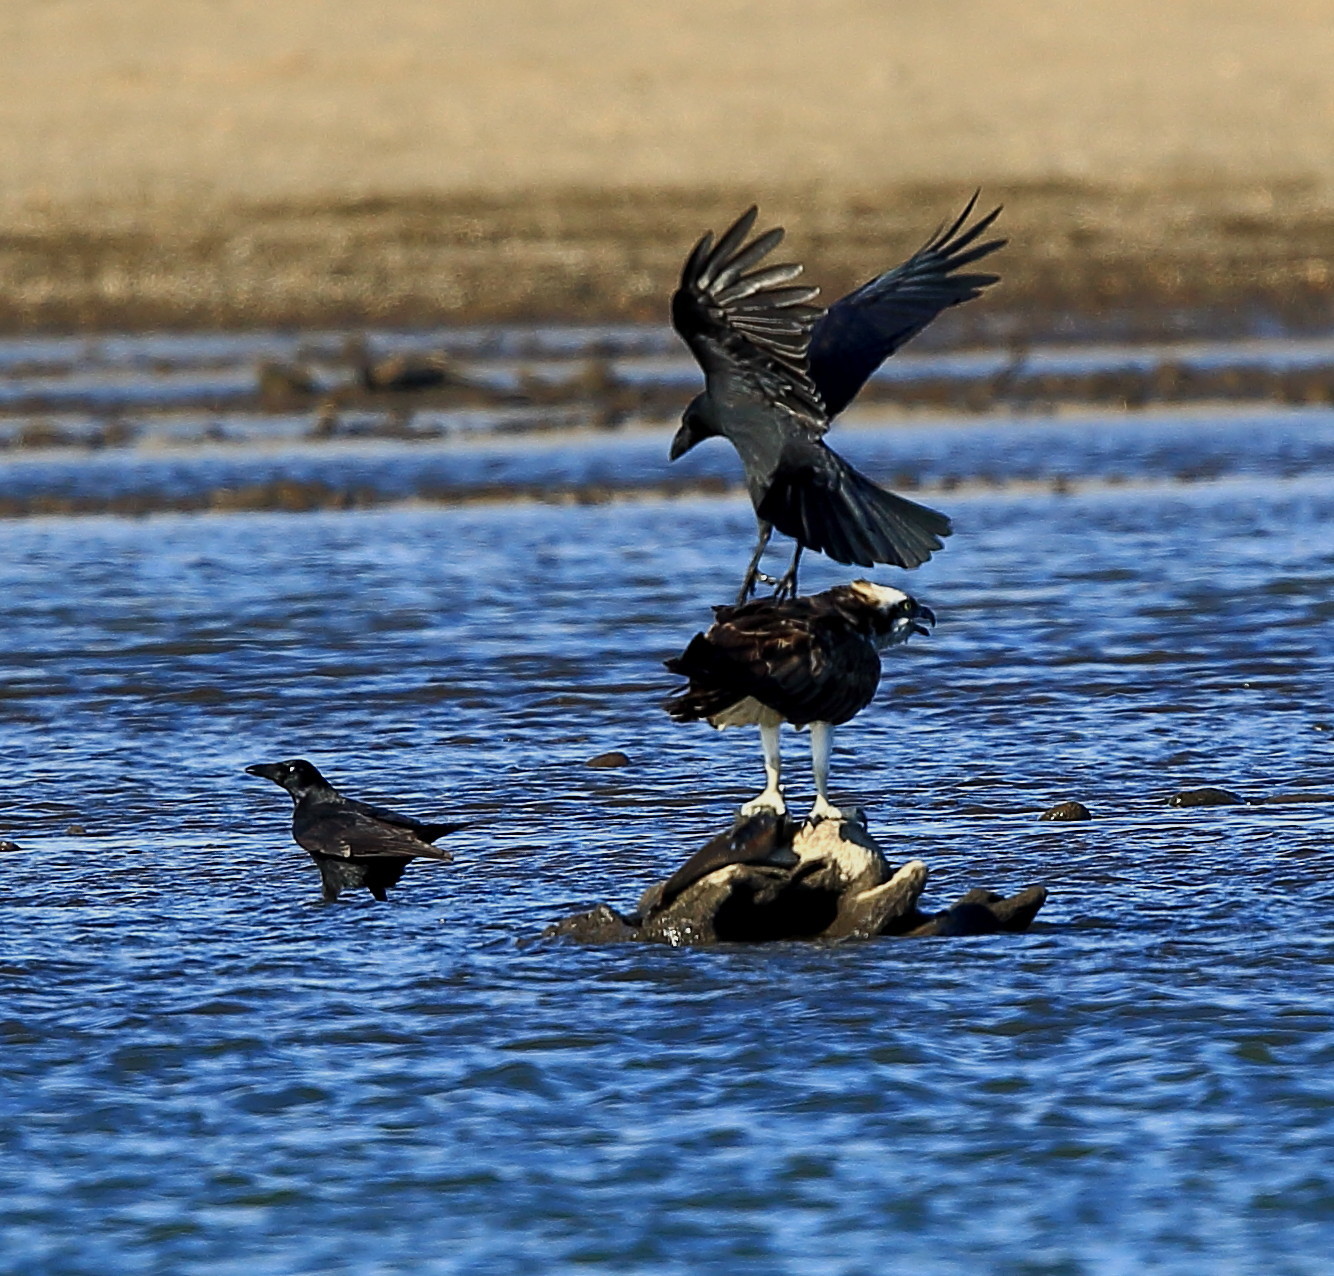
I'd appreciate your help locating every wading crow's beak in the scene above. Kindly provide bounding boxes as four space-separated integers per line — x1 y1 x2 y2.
245 762 284 783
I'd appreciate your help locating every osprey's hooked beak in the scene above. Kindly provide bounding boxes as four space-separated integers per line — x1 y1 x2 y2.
911 603 936 637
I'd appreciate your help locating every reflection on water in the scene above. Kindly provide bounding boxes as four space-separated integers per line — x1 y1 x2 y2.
1 399 1333 1272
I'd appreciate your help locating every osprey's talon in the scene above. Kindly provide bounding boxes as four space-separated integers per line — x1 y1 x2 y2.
805 795 845 825
740 788 787 818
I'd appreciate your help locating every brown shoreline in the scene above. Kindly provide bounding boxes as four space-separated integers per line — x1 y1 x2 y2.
4 179 1334 339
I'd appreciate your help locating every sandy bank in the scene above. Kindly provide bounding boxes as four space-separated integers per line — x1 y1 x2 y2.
4 3 1334 332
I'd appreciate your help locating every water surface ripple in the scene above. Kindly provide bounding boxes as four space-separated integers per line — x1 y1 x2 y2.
1 409 1333 1274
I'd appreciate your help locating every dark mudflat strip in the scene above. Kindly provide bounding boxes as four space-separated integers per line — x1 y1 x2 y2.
4 179 1334 341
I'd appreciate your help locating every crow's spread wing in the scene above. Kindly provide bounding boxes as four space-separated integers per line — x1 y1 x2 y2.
294 807 455 862
808 193 1005 418
665 604 882 727
671 206 827 433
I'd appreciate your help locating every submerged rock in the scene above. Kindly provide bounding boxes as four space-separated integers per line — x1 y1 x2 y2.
542 811 1047 947
585 751 632 769
0 839 21 854
1039 800 1092 821
1168 787 1247 808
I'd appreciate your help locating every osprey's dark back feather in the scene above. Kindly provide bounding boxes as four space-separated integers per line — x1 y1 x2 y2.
664 590 888 728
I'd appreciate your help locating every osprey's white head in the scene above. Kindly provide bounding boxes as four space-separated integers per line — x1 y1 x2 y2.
845 580 935 649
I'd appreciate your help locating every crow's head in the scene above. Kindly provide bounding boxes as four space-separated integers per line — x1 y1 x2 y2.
245 758 332 800
669 395 721 461
843 581 935 649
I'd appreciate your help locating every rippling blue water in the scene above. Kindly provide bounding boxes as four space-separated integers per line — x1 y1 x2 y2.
2 406 1334 1273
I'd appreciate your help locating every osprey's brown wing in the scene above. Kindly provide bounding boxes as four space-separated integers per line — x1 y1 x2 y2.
665 603 882 727
671 206 827 435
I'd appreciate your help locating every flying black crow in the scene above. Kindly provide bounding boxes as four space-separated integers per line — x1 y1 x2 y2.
245 758 466 901
670 195 1003 601
664 581 933 823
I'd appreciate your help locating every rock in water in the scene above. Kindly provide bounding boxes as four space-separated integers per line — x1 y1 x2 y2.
1168 786 1246 808
907 885 1049 937
586 751 632 769
541 811 1047 946
1039 800 1092 821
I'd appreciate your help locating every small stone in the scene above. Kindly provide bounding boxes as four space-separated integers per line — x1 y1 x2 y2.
1168 787 1246 808
585 751 631 769
540 904 638 944
65 824 87 835
1039 800 1092 822
907 884 1048 937
0 840 21 853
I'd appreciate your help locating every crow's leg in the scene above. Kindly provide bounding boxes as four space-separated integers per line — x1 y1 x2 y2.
772 544 803 600
736 519 775 604
806 722 845 823
316 861 343 903
739 720 786 817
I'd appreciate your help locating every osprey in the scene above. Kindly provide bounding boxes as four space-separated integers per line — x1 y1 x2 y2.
669 195 1003 602
245 758 466 901
664 581 933 823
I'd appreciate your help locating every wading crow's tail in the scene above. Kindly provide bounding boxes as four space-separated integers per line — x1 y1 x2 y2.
758 442 951 569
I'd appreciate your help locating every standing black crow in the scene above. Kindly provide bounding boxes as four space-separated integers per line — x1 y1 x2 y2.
664 581 933 823
670 195 1004 601
245 758 466 901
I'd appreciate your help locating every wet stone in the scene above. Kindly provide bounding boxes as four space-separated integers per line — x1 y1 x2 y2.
541 810 1047 947
540 904 639 944
0 840 21 853
585 751 631 769
1039 800 1092 821
65 824 87 835
1168 787 1247 808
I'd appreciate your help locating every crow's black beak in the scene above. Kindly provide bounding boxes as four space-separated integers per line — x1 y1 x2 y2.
245 762 283 783
668 421 695 462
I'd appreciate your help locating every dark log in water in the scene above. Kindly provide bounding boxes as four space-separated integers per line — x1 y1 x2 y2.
542 811 1047 947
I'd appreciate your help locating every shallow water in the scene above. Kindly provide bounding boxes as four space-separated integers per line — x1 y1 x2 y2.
2 376 1334 1273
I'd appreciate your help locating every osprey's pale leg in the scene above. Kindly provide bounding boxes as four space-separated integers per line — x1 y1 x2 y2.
740 719 786 816
772 544 803 600
807 721 844 823
736 519 775 604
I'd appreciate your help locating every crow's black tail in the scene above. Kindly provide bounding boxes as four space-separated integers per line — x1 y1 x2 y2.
757 444 951 569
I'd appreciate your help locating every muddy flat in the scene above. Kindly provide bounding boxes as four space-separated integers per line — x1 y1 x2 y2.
4 1 1334 331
